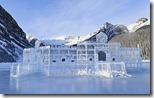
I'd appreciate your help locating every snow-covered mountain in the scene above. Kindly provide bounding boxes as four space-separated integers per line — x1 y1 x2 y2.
40 39 68 46
127 17 150 33
40 22 129 46
0 5 33 62
41 18 150 46
26 35 44 47
40 36 79 46
73 22 129 43
99 22 129 40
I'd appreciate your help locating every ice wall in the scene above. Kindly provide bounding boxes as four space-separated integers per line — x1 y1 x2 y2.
10 61 128 78
120 48 142 69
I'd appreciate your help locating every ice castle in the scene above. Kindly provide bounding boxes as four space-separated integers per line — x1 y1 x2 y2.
10 32 142 77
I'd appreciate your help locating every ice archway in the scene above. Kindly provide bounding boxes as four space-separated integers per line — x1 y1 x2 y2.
98 51 106 61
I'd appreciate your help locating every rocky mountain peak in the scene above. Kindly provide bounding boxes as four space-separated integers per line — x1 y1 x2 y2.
103 22 113 29
99 22 129 40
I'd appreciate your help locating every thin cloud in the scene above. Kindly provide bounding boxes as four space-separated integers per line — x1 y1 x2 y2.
25 0 134 39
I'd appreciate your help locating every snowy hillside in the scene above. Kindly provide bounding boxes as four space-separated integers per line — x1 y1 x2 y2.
0 5 33 62
127 17 150 33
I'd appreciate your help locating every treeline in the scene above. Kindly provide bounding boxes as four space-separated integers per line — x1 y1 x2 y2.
109 25 150 60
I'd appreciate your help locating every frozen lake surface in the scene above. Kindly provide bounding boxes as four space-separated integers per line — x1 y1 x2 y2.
0 62 150 94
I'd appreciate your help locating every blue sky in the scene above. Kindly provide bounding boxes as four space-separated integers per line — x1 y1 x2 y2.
0 0 150 39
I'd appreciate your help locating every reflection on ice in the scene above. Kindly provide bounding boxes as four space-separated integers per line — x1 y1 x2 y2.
9 68 150 94
9 75 115 94
4 62 149 94
0 56 148 94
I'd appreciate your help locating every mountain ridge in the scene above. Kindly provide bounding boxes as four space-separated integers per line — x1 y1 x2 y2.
42 17 150 46
0 5 33 62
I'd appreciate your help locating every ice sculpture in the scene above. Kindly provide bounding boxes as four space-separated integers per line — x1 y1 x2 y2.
10 42 142 78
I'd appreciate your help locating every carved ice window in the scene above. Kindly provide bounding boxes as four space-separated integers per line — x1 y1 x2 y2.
62 58 65 62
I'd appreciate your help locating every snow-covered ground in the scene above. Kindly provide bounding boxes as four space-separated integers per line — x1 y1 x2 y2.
0 61 150 94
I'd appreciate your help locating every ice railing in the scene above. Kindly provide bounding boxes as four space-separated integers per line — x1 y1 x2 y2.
10 62 130 78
